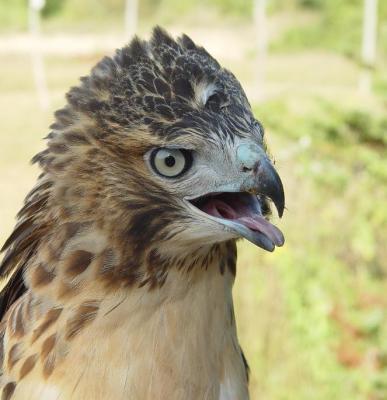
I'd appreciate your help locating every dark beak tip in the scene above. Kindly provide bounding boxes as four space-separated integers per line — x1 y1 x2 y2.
277 203 285 218
259 159 285 220
272 194 285 219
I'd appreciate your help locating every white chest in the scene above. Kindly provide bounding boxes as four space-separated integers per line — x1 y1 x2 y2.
10 268 249 400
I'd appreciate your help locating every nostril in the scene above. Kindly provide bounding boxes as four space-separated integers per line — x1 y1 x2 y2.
242 160 260 173
237 143 265 173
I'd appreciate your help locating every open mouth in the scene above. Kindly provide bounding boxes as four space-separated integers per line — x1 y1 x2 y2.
188 192 284 252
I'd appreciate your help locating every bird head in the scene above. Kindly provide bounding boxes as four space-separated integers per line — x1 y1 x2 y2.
34 27 284 267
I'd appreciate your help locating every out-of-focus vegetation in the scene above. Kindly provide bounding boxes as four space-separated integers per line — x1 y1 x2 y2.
241 96 387 399
0 0 386 399
2 0 387 62
0 0 252 31
272 0 387 61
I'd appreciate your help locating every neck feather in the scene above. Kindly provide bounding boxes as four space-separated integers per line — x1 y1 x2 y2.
24 221 237 306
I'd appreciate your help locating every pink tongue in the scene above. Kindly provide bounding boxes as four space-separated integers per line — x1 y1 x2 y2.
236 216 284 246
201 198 284 246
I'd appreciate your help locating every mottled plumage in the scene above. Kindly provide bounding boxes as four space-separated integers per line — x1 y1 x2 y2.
0 27 285 399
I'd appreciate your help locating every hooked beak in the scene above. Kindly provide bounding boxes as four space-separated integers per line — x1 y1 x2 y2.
242 157 285 218
186 157 286 252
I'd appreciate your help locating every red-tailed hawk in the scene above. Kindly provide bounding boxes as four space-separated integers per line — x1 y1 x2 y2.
0 27 284 400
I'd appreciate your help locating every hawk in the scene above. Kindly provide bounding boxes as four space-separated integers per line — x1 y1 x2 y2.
0 27 285 400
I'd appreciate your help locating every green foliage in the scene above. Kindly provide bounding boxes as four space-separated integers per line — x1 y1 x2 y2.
272 2 361 59
297 0 324 9
0 0 255 31
0 0 27 31
242 96 387 399
259 97 387 148
345 110 387 146
208 0 252 16
58 0 125 21
41 0 65 18
273 0 387 63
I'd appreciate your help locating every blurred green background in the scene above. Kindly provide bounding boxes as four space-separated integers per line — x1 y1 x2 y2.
0 0 386 399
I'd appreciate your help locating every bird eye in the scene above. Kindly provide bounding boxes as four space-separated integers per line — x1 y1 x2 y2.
150 148 192 178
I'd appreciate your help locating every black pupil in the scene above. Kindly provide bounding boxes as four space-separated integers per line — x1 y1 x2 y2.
165 155 176 168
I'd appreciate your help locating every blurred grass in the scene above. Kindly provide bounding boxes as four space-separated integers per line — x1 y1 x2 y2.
0 1 387 399
235 96 387 399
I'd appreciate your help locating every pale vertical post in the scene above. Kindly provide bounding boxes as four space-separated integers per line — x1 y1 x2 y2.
29 0 50 110
254 0 268 102
361 0 378 66
359 0 378 94
125 0 138 40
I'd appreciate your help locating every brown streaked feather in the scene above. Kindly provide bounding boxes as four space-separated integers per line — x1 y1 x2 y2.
1 382 16 400
7 343 23 371
0 176 52 320
0 321 5 369
0 268 26 321
0 224 47 276
31 308 62 344
18 354 38 380
65 300 100 340
0 219 36 255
